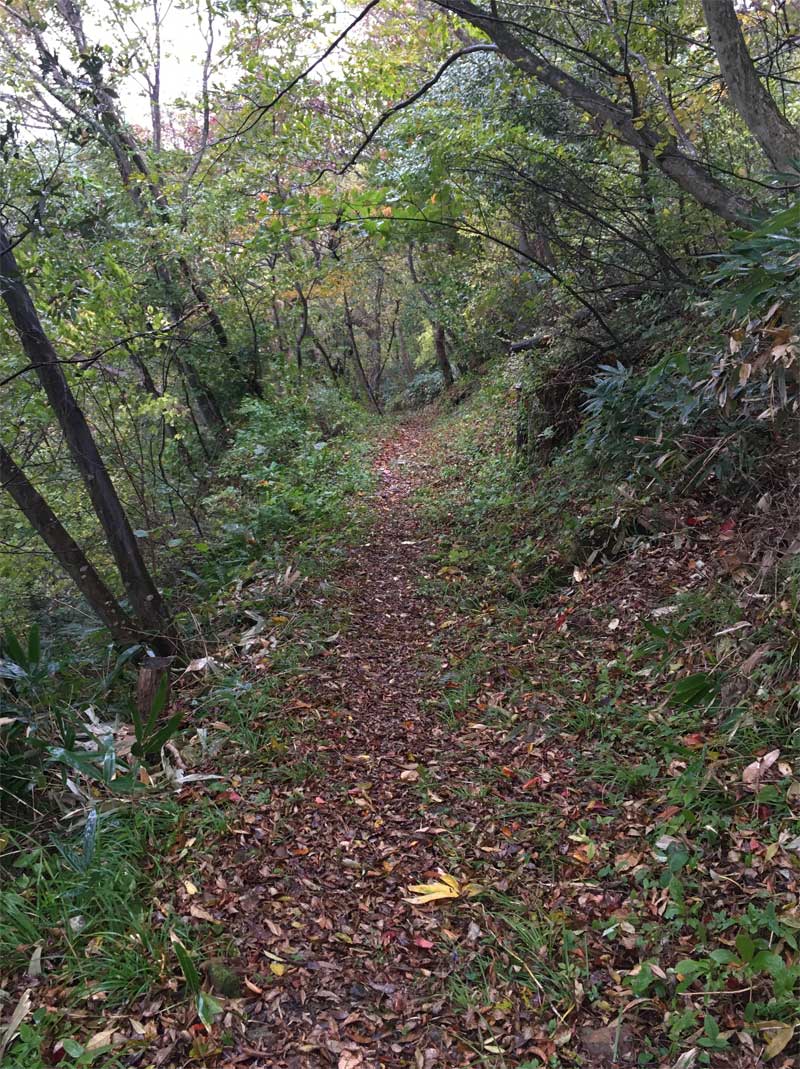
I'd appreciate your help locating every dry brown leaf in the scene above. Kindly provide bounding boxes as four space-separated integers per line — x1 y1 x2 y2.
743 749 780 791
85 1029 116 1052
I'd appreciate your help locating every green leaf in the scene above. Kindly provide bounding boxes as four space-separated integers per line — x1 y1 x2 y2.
703 1014 720 1041
4 627 28 671
27 624 40 667
709 948 738 965
675 958 704 977
171 935 200 995
735 932 756 964
147 673 170 731
750 949 785 976
197 990 223 1028
671 672 719 708
61 1038 84 1058
131 710 182 759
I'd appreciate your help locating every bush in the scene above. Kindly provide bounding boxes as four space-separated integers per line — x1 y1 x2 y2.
705 202 800 423
391 368 446 410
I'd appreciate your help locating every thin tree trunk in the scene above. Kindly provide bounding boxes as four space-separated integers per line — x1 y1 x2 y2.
174 353 224 438
311 330 342 384
178 257 231 354
125 344 197 472
397 323 414 378
344 295 382 414
150 262 226 436
701 0 800 174
295 285 310 372
0 441 142 647
226 275 263 395
434 323 454 387
0 226 176 653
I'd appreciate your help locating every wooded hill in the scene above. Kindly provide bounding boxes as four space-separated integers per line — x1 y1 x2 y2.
1 0 799 1065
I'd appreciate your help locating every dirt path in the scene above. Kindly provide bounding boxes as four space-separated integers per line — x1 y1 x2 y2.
217 420 531 1068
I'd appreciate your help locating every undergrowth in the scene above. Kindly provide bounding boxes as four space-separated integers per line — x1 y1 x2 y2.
416 369 800 1065
0 387 376 1062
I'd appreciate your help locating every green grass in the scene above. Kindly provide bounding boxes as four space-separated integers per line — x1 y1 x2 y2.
410 371 800 1063
447 895 580 1063
1 801 191 1003
1 402 378 1066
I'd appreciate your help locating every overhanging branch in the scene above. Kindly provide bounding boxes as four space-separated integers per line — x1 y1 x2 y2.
323 44 499 177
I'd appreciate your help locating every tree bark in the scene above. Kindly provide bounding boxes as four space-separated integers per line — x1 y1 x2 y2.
136 655 173 720
434 323 454 387
344 295 383 414
701 0 800 175
434 0 757 223
0 226 176 653
178 257 231 353
0 441 142 647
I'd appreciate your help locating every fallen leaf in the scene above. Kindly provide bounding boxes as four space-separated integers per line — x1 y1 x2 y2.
743 749 780 790
189 904 217 922
0 988 32 1058
671 1050 698 1069
760 1020 795 1060
27 945 42 977
85 1029 115 1052
184 657 223 675
682 733 706 749
404 870 472 904
405 877 460 904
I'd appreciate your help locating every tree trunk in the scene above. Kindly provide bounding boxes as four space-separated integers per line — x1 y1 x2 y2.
344 295 383 414
397 324 415 379
311 331 343 384
173 353 225 438
0 226 176 654
0 441 142 647
434 323 454 387
295 285 310 372
435 0 757 223
149 262 227 437
178 257 231 353
701 0 800 175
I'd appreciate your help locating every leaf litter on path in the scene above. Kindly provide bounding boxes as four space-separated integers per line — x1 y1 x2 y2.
38 418 787 1068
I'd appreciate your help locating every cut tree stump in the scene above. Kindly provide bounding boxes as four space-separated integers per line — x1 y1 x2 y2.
136 656 174 721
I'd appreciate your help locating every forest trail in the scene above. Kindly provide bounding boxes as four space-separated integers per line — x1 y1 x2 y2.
214 418 554 1068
